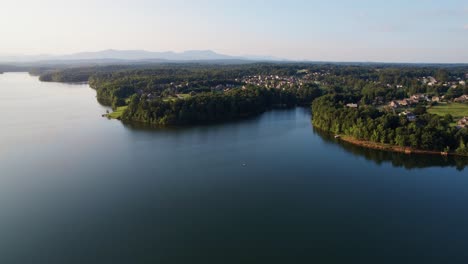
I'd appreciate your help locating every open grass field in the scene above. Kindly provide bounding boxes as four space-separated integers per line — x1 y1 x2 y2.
428 103 468 120
163 94 192 102
176 93 191 99
107 106 128 119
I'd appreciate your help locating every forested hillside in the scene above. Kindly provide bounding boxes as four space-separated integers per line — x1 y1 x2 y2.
312 95 468 155
35 63 468 154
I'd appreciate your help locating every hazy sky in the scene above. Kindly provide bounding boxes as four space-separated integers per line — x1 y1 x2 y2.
1 0 467 62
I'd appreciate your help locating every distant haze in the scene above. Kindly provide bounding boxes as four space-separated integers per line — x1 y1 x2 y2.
0 50 283 64
0 0 467 63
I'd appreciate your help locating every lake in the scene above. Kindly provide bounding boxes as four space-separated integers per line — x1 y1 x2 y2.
1 72 468 263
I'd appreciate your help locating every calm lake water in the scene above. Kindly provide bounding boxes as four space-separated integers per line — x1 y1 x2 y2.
1 72 468 264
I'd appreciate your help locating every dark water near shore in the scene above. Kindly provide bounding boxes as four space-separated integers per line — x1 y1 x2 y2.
1 73 468 263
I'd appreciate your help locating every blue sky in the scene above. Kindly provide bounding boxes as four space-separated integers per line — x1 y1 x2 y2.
0 0 467 62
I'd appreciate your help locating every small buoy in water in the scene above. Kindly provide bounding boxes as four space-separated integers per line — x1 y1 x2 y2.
242 163 246 167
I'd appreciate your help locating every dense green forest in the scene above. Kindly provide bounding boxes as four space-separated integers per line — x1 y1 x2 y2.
34 62 468 153
312 95 468 155
121 86 314 125
39 63 468 101
85 64 323 109
38 65 134 83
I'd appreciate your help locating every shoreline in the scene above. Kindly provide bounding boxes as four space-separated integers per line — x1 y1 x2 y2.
337 135 468 158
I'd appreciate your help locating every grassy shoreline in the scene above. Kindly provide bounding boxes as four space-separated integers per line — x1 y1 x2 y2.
106 106 128 120
338 135 468 157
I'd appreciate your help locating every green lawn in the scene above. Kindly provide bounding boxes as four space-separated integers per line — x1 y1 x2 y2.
428 103 468 120
176 93 191 99
163 94 192 102
162 97 177 102
107 106 128 119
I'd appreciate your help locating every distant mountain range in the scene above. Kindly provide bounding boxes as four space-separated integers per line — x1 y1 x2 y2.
0 49 285 64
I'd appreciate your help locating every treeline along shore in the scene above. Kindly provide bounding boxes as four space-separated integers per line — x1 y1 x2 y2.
33 62 468 155
312 95 468 156
85 64 323 125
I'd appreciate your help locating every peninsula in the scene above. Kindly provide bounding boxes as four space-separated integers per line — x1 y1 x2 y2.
36 63 468 156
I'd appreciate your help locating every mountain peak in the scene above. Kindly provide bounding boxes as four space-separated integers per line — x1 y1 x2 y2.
183 50 217 54
0 49 284 63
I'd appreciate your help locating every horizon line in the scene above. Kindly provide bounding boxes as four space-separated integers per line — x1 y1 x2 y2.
0 48 467 65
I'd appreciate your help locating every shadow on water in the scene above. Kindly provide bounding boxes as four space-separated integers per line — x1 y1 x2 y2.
118 104 466 171
120 106 309 133
313 128 468 171
121 114 263 133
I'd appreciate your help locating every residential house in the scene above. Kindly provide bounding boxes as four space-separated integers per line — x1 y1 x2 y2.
398 99 410 107
411 94 429 102
213 84 224 91
454 95 468 103
389 101 400 109
399 111 417 122
457 117 468 129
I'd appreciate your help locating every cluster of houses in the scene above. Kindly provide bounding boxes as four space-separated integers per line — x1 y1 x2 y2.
420 76 467 88
302 70 330 79
346 102 417 122
388 93 467 107
241 75 304 89
388 94 432 109
421 76 438 86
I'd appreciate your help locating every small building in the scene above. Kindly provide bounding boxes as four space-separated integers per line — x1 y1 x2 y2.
457 117 468 128
346 103 358 108
398 99 410 106
399 111 417 122
407 113 417 122
213 84 224 91
411 94 429 102
454 95 468 103
389 101 400 109
428 77 437 86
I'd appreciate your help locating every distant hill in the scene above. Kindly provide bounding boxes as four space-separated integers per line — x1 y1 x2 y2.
57 49 243 61
0 49 285 64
